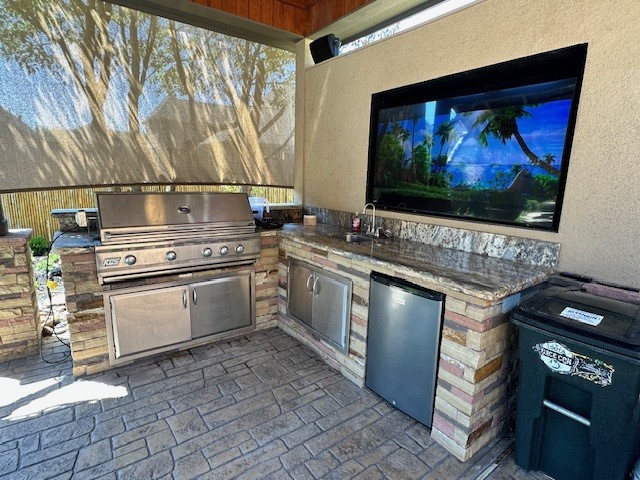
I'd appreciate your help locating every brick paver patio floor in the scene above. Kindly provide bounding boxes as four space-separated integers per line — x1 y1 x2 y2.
0 326 546 479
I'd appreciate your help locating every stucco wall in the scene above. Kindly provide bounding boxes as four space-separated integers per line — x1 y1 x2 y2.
302 0 640 288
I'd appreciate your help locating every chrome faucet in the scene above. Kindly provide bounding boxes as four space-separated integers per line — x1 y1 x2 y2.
362 203 378 237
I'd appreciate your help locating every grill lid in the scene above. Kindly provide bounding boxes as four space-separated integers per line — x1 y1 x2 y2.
94 192 261 284
96 192 256 244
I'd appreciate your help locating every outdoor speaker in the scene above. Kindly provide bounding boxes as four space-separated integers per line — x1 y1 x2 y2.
310 34 340 64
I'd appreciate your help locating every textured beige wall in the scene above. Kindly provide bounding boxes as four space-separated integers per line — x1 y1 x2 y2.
303 0 640 287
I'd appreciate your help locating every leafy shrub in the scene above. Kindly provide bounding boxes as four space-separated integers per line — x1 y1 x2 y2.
531 174 559 199
35 253 60 272
29 236 50 256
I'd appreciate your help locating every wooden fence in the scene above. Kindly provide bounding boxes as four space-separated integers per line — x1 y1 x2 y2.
1 185 294 240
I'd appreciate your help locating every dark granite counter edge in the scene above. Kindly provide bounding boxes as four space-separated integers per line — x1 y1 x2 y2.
50 225 553 302
278 224 553 302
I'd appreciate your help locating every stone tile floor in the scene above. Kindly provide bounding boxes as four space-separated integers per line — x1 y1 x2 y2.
0 325 548 479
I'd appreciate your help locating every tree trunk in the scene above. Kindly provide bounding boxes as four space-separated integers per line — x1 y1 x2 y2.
513 131 560 176
169 21 199 138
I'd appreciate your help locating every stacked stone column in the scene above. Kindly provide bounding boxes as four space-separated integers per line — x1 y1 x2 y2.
430 293 535 460
0 230 39 362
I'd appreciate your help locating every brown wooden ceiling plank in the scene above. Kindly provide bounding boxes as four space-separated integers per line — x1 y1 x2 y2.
235 0 249 18
283 3 305 35
248 1 262 22
293 4 306 35
272 0 286 30
305 3 321 35
261 0 274 25
279 0 307 9
186 0 370 38
221 0 237 14
317 0 332 30
331 0 343 19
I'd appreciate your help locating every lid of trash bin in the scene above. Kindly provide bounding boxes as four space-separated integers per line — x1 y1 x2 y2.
513 286 640 351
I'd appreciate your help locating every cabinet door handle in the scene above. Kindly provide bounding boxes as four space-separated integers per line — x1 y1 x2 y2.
192 288 198 306
306 274 314 293
182 289 188 309
312 277 320 295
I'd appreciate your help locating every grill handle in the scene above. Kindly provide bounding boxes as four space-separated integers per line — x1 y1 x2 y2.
192 288 198 306
182 289 188 309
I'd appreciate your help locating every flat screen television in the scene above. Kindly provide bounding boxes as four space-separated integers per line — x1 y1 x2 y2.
366 44 588 231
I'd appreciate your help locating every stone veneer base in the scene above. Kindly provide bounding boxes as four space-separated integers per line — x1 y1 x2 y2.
0 230 40 362
57 231 280 377
277 235 543 462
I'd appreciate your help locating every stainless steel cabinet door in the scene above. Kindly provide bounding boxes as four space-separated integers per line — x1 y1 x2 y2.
190 274 252 339
312 271 350 352
288 260 313 327
110 286 191 358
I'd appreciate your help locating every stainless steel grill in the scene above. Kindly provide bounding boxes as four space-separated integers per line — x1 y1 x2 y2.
95 192 261 284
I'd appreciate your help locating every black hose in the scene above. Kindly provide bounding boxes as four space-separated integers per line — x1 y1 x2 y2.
38 232 71 364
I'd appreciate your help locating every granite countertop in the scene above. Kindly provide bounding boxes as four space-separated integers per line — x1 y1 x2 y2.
279 223 553 302
51 231 101 251
50 224 552 302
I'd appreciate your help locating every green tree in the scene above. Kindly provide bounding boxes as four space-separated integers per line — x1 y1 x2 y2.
411 142 430 183
375 132 404 186
542 153 556 167
472 107 560 176
432 120 455 178
435 120 455 158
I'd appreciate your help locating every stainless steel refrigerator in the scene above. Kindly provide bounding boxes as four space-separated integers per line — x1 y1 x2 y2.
366 272 444 427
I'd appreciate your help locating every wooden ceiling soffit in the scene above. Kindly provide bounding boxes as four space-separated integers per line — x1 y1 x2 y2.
306 0 374 37
107 0 303 51
188 0 307 36
186 0 375 37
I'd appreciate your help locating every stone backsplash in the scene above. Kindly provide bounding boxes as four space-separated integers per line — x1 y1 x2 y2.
304 207 559 268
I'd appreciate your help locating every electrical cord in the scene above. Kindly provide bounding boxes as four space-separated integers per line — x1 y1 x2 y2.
38 231 71 364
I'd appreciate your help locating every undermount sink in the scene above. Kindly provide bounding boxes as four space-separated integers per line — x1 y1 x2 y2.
344 233 376 243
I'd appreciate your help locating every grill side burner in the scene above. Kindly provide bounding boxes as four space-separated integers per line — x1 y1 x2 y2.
95 192 261 284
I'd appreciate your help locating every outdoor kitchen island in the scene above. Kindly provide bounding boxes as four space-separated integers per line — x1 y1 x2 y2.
54 214 555 463
277 222 555 461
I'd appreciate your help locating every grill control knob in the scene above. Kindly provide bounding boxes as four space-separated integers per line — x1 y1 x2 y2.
124 255 136 266
235 244 245 254
202 247 213 257
166 251 177 261
219 246 229 255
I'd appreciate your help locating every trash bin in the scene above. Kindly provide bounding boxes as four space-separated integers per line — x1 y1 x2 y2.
512 285 640 480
